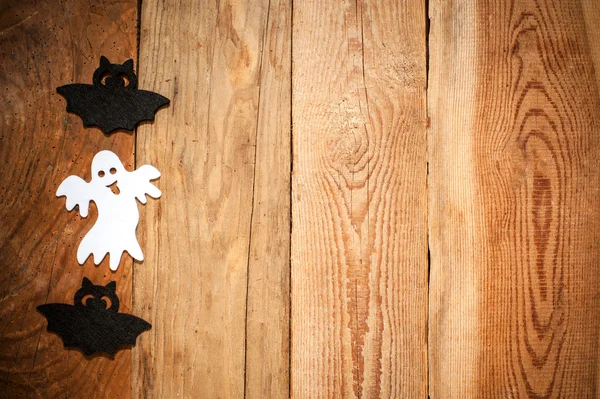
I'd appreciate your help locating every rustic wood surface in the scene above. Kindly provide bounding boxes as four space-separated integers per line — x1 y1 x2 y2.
291 0 428 397
2 0 600 397
0 0 137 397
241 1 291 397
133 0 291 397
428 0 600 397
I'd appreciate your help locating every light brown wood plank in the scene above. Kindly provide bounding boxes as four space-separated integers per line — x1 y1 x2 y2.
243 0 291 397
582 0 600 92
291 0 428 397
0 0 137 397
428 0 600 396
133 0 291 397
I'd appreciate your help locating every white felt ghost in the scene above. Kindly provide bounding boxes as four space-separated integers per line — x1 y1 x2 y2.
56 150 161 271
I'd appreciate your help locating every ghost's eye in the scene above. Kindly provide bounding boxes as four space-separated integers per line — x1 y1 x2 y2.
98 170 105 177
110 167 117 174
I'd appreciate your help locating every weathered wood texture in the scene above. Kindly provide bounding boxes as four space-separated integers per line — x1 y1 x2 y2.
5 0 600 397
133 0 291 397
291 0 428 397
0 0 137 398
429 0 600 397
242 1 291 397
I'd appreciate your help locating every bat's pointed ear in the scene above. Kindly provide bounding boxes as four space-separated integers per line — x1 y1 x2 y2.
106 281 117 292
123 59 134 70
100 56 110 67
82 277 93 287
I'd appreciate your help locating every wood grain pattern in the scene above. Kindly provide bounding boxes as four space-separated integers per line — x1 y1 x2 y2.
291 0 428 397
5 0 600 396
0 0 137 397
243 1 291 397
429 0 600 397
582 0 600 390
133 0 290 397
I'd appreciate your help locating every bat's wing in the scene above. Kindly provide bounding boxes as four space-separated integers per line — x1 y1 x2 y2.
109 313 152 346
56 175 93 217
129 90 170 121
101 91 169 132
76 313 151 354
126 165 162 204
57 84 169 133
37 304 93 353
57 84 110 130
38 305 151 356
90 90 169 132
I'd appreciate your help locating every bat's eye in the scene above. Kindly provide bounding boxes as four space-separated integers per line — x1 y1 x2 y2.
98 170 105 177
110 168 117 174
117 74 130 87
100 72 112 85
100 296 113 309
101 73 129 88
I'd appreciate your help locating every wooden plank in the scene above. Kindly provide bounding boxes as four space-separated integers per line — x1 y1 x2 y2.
243 1 291 397
291 0 428 397
582 0 600 91
0 0 137 397
427 1 480 395
428 0 600 396
133 0 291 397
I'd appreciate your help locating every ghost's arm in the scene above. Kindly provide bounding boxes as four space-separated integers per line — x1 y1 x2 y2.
130 165 162 204
56 176 93 217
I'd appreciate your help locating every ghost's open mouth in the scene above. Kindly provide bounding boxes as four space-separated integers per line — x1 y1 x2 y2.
107 181 120 195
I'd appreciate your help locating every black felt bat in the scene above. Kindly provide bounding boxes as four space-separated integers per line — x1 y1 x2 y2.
37 277 151 356
57 56 169 133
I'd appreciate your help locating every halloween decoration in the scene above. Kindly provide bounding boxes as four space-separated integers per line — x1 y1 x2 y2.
57 56 170 133
56 150 161 271
37 278 151 356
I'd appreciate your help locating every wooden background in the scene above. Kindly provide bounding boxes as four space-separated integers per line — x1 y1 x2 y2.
0 0 598 397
